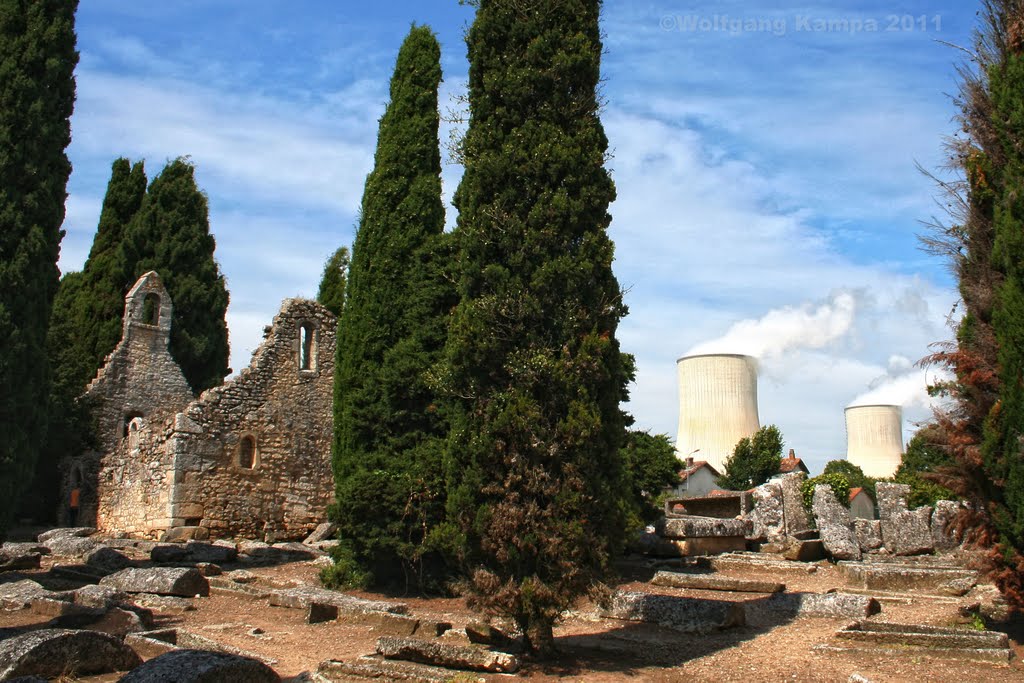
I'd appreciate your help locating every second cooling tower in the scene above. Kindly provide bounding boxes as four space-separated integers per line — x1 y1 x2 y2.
845 404 904 478
675 354 760 473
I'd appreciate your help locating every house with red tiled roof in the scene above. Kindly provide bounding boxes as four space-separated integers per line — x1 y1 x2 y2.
849 486 876 519
670 457 721 499
771 449 810 480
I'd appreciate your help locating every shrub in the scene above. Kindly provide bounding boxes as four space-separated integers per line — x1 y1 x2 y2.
801 473 851 510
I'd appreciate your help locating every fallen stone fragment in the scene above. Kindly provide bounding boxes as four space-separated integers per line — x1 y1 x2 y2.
812 485 861 561
118 648 280 682
160 526 210 543
268 585 407 615
318 656 485 682
2 542 50 556
37 527 96 544
85 546 133 573
744 591 880 623
0 628 141 680
651 571 784 593
128 594 196 614
0 550 41 572
781 538 825 562
303 522 337 545
208 576 271 599
185 541 237 564
464 621 522 652
0 580 52 610
600 591 745 634
656 516 750 539
124 628 278 666
45 535 99 558
72 584 130 609
51 563 108 582
853 519 883 552
101 567 210 597
150 544 189 563
377 636 519 673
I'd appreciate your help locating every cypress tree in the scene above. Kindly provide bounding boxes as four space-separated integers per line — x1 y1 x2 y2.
440 0 633 655
330 25 452 589
0 0 78 534
317 246 349 316
121 158 230 394
980 9 1024 602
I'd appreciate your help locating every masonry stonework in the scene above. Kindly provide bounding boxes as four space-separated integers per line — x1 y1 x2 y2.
67 272 336 541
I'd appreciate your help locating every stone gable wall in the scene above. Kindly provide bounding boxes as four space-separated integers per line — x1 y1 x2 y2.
97 297 337 540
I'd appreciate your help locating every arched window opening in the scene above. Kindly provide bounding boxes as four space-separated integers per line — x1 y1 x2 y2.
239 435 256 469
299 323 315 371
141 293 160 325
122 412 144 439
128 418 144 452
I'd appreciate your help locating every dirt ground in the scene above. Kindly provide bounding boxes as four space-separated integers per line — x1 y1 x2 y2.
2 548 1023 682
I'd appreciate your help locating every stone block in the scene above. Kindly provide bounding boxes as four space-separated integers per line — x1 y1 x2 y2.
118 649 280 682
318 656 478 683
745 592 880 623
303 522 336 545
84 546 133 573
839 562 978 595
600 591 746 634
376 636 520 673
44 535 98 558
0 581 52 611
656 516 749 539
150 544 189 563
876 482 910 521
185 541 237 564
0 628 142 680
267 585 407 615
812 485 861 561
781 538 825 562
883 507 934 556
160 526 209 543
651 571 784 593
748 481 785 541
853 519 883 552
37 527 96 544
671 536 747 556
931 500 963 551
0 550 41 572
779 472 812 535
100 567 210 597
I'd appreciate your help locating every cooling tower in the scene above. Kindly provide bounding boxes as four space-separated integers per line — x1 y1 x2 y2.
675 354 760 474
845 404 904 478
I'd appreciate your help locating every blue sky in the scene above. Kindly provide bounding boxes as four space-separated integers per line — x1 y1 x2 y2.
61 1 977 473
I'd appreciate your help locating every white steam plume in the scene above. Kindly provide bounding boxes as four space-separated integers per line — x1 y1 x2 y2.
847 355 950 409
685 291 857 359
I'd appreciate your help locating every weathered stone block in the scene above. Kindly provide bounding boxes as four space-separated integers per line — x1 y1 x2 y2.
318 656 476 683
185 541 236 564
0 581 52 611
118 649 280 682
600 591 746 634
779 472 812 535
781 538 825 562
853 519 883 552
651 571 784 593
0 628 142 680
748 481 785 541
376 636 519 673
876 482 910 521
812 485 861 561
745 592 881 623
931 500 963 551
84 546 133 573
883 507 934 556
100 567 210 597
267 586 407 615
657 516 749 539
0 550 41 572
303 522 336 545
37 527 96 544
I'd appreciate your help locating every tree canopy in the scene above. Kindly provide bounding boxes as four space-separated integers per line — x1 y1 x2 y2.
0 0 78 534
316 246 349 317
717 425 784 491
439 0 633 656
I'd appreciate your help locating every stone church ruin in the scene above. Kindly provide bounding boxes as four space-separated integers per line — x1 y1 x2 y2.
61 271 336 541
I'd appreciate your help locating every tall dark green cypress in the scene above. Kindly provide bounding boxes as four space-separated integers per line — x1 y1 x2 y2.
330 25 452 588
317 246 349 317
441 0 633 654
0 0 78 534
980 14 1024 602
121 158 230 395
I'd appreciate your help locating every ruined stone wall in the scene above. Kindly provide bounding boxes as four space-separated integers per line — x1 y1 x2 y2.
109 298 337 541
75 272 193 529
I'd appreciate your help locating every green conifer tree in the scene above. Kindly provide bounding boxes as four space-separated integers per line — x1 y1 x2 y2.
122 158 230 394
0 0 78 534
980 13 1024 600
317 246 349 317
440 0 633 655
329 25 452 589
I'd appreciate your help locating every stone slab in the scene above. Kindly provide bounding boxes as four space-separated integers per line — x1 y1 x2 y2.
651 571 784 593
118 649 280 682
600 591 745 634
0 580 52 610
0 628 141 680
267 586 407 615
812 643 1012 665
0 551 41 572
748 481 785 541
657 516 749 539
317 656 484 683
837 621 1007 649
838 562 977 595
303 522 337 545
779 472 813 535
100 567 210 597
883 507 935 556
812 485 861 561
707 553 819 574
376 636 519 673
744 592 880 623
